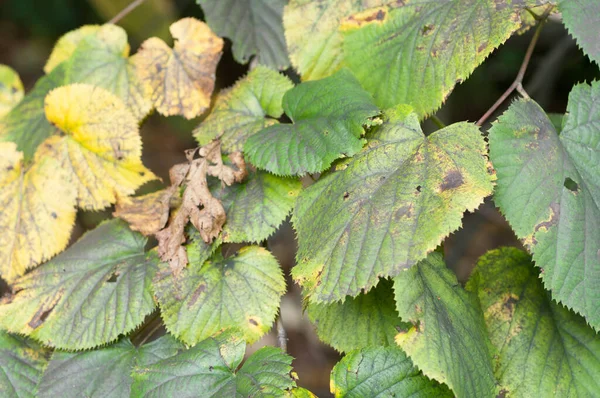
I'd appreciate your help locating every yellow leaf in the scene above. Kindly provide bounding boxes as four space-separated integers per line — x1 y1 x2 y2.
44 25 102 73
0 142 77 283
42 83 156 210
0 65 24 118
134 18 224 119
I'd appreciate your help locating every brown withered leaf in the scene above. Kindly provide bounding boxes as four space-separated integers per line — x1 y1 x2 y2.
156 141 246 274
113 189 175 236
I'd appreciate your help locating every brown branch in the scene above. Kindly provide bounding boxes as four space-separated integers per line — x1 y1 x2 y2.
108 0 147 24
476 6 553 127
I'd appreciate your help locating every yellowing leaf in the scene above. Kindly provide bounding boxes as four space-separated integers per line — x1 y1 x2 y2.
42 84 156 210
0 142 76 283
0 65 24 118
44 25 101 73
135 18 224 119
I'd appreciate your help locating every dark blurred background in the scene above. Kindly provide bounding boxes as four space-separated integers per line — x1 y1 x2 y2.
1 1 598 395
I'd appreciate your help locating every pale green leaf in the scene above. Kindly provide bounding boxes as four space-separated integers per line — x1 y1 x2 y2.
245 68 380 176
0 64 64 160
489 83 600 330
131 334 295 397
307 278 407 353
559 0 600 65
341 0 541 117
0 219 158 350
198 0 289 69
0 65 24 118
44 25 101 73
393 252 496 398
66 24 152 120
153 246 286 345
38 336 183 398
0 331 49 398
194 66 293 152
467 247 600 397
330 346 453 398
213 170 302 243
292 105 493 302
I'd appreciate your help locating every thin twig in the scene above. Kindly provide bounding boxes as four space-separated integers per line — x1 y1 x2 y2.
276 316 287 352
429 115 446 129
476 6 553 127
137 321 164 346
109 0 147 24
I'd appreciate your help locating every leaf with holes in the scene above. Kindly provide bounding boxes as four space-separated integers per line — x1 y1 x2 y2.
44 25 101 73
0 331 49 398
307 279 407 353
198 0 289 69
560 0 600 65
489 83 600 330
467 247 600 397
0 64 65 160
330 346 452 398
0 220 158 350
194 66 293 152
212 170 301 243
0 142 76 283
134 18 223 119
245 68 380 176
66 24 152 120
283 0 386 81
41 83 156 210
131 333 296 397
0 65 23 118
393 252 496 398
341 0 543 117
38 336 184 398
153 246 285 345
292 105 493 302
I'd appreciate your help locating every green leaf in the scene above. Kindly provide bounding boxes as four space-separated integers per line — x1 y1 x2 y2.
292 105 493 302
44 25 101 73
153 246 286 345
131 334 296 397
488 83 600 330
194 66 293 152
0 331 49 398
393 252 496 398
0 219 158 350
198 0 289 69
245 68 380 176
467 247 600 397
330 346 453 398
559 0 600 65
307 278 407 353
38 336 184 398
66 24 152 120
283 0 384 81
0 64 64 160
0 65 24 119
341 0 540 117
213 170 301 243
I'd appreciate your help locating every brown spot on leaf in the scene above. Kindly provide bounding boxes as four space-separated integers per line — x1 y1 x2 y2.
421 24 435 36
341 7 387 29
188 283 207 307
28 303 57 329
478 42 487 53
50 212 57 219
249 318 258 326
343 192 350 200
395 205 413 220
534 202 559 234
564 177 579 193
107 271 119 283
440 170 463 191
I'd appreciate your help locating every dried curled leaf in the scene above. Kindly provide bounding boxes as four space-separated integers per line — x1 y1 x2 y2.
0 142 76 283
114 189 174 236
42 83 156 210
156 141 246 273
134 18 224 119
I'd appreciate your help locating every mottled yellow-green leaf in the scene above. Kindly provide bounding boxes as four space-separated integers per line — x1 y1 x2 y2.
0 65 24 118
134 18 224 119
42 83 156 210
283 0 386 80
44 25 101 73
194 66 293 152
153 246 286 344
0 142 76 283
66 24 152 120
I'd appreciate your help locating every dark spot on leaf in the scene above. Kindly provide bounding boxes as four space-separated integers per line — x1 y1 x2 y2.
431 49 438 57
6 165 13 172
416 185 422 193
107 272 119 283
534 202 559 233
395 205 412 220
564 177 579 192
421 24 435 36
12 86 19 94
416 45 424 51
343 192 350 200
503 295 518 315
50 212 57 219
155 63 163 72
440 170 463 191
188 283 207 307
28 304 56 329
139 171 145 176
478 42 487 53
249 318 258 326
209 365 214 371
